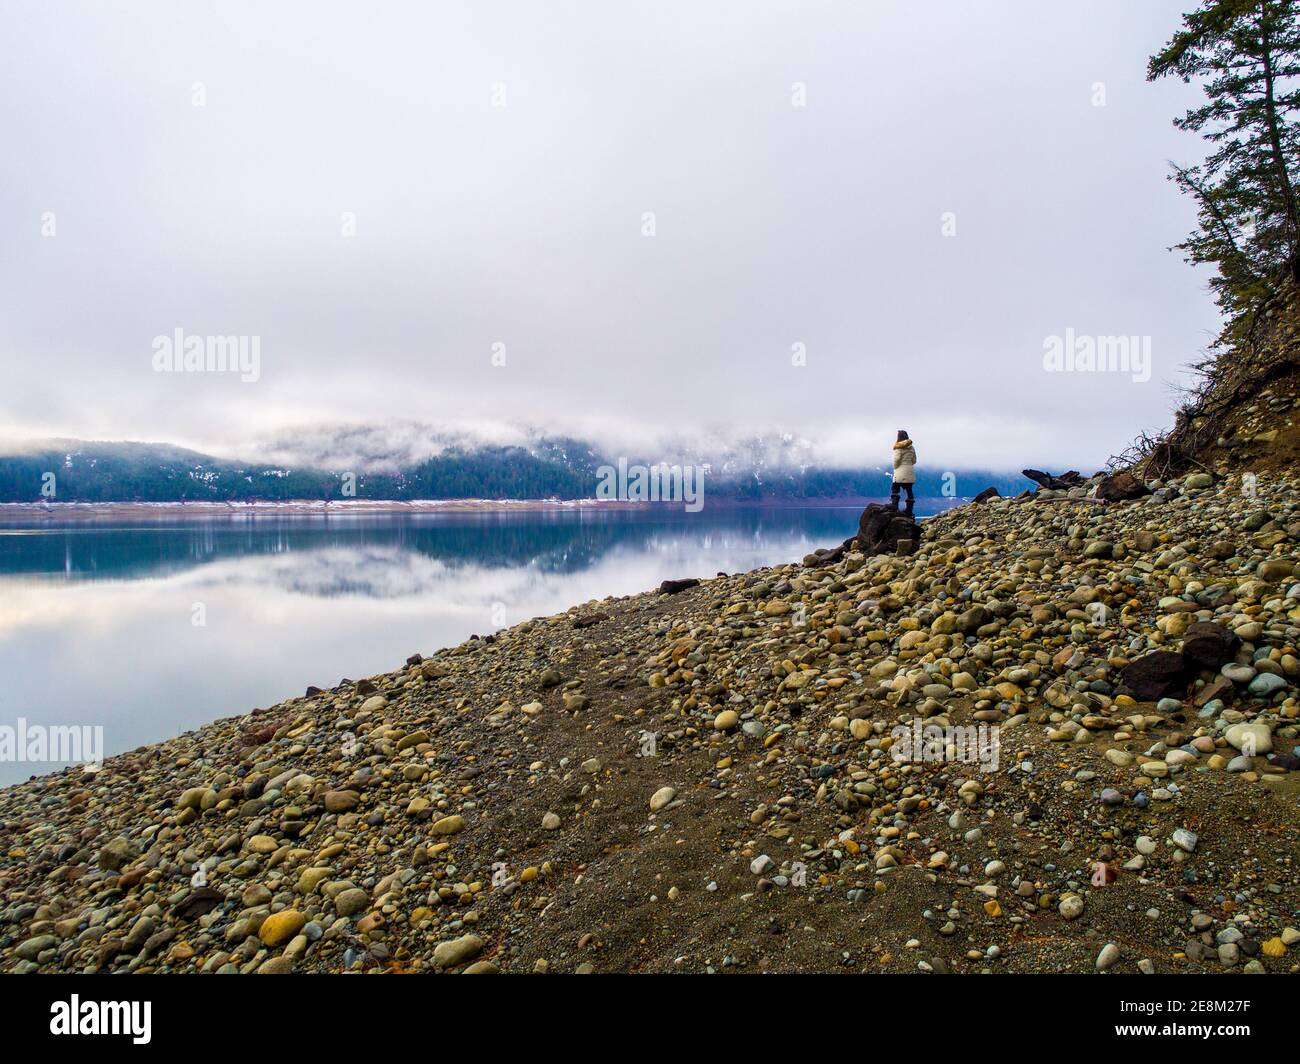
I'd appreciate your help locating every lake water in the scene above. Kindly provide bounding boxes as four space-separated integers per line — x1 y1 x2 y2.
0 501 956 783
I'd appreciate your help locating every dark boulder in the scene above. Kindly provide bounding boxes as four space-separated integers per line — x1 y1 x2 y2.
1118 651 1190 701
1181 622 1240 670
972 486 1001 504
1096 471 1149 503
173 887 224 923
805 537 855 567
658 578 700 595
804 503 922 568
858 503 921 556
804 546 841 566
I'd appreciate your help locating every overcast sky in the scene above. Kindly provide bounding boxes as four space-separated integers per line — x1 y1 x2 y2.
0 0 1222 470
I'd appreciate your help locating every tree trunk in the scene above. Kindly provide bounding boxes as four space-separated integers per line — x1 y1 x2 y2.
1259 8 1300 270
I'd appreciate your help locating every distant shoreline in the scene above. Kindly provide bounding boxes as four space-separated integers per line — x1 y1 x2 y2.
0 498 639 519
0 496 960 520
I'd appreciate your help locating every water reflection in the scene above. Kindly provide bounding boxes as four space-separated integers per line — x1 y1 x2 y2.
0 506 895 584
0 503 955 782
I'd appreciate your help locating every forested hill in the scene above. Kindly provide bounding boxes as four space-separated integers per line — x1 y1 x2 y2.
0 438 1036 503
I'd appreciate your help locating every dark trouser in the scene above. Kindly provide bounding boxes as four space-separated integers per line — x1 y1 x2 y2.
890 481 914 514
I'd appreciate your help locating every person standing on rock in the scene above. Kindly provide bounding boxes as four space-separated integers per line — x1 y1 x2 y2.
890 429 917 515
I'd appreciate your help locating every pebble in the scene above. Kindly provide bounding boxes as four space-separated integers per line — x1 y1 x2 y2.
259 911 307 948
333 888 369 917
1226 721 1274 754
432 933 484 969
1249 673 1287 697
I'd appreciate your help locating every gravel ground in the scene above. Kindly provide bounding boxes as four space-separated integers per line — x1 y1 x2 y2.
3 469 1299 974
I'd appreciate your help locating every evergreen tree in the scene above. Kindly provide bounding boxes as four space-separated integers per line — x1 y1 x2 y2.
1149 0 1300 322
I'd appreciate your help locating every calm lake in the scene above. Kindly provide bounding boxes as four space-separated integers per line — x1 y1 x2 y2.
0 501 957 783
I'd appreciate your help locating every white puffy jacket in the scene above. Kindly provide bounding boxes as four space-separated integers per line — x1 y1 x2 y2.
892 439 917 484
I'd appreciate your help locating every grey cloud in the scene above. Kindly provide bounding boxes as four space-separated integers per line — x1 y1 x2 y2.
0 0 1222 471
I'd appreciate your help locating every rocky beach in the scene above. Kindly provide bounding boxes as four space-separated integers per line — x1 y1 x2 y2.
3 0 1299 995
5 443 1300 973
